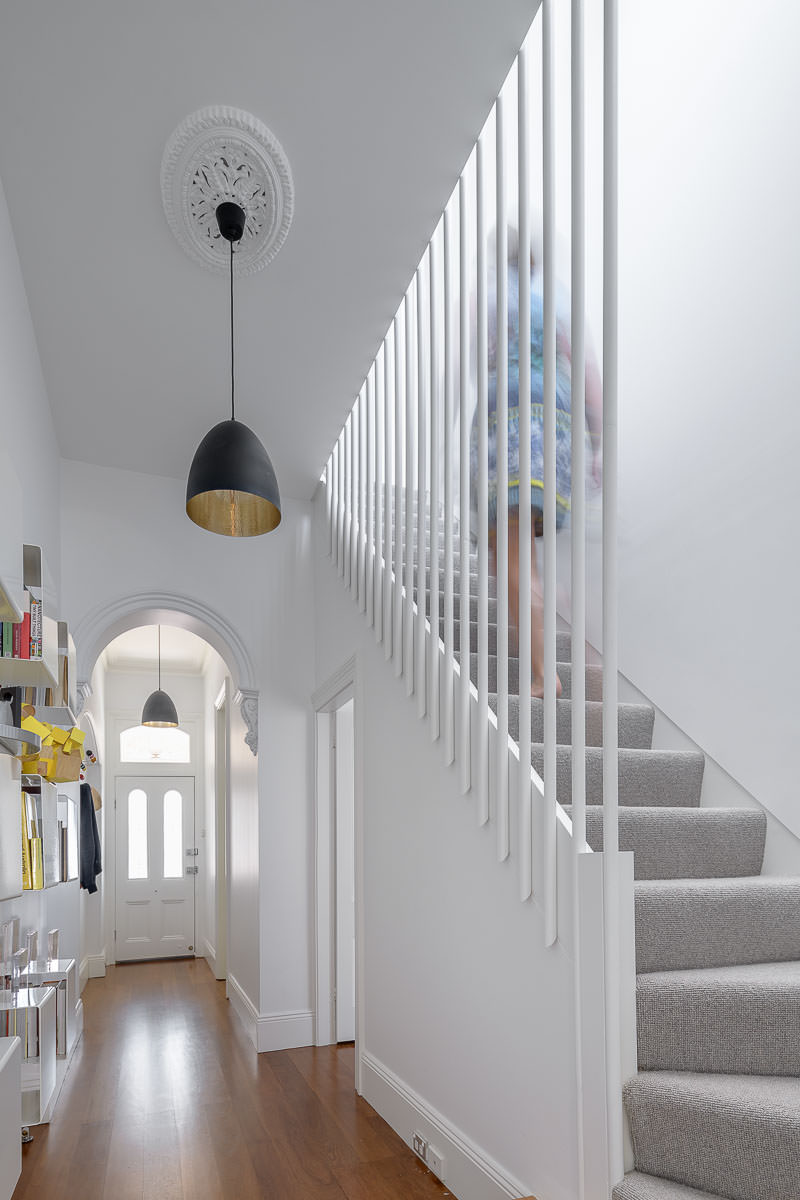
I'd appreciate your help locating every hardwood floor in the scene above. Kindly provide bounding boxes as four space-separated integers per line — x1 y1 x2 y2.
12 958 450 1199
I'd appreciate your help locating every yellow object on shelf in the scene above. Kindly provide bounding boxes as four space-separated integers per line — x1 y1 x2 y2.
18 709 84 781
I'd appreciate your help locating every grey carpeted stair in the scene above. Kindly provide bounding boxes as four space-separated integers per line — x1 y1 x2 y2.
613 1173 727 1199
494 695 655 748
446 618 571 657
636 962 800 1075
623 1071 800 1200
473 654 603 698
575 807 766 879
635 877 800 973
529 745 705 807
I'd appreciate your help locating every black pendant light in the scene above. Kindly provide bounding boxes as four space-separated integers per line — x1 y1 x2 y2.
141 626 179 728
186 201 282 537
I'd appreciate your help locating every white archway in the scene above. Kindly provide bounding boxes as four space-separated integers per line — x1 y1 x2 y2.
72 590 259 754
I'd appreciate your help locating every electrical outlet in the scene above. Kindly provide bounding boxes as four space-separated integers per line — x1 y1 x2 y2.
427 1145 445 1180
412 1132 428 1160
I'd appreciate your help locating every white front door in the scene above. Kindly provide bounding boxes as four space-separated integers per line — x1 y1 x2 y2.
115 776 196 962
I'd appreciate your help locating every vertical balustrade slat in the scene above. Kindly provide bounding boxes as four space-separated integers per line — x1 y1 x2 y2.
331 445 338 567
458 173 472 794
542 0 558 946
604 0 623 1182
326 457 333 557
394 313 405 677
518 43 533 901
351 404 359 593
385 332 395 660
496 94 510 862
345 416 352 589
476 137 490 826
404 286 416 693
338 430 346 576
429 223 442 743
359 387 367 611
443 206 456 765
367 368 375 626
416 260 428 718
375 349 384 644
571 0 588 862
571 0 588 1189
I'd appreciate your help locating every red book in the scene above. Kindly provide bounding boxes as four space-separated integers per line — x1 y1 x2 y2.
18 613 30 660
12 621 20 658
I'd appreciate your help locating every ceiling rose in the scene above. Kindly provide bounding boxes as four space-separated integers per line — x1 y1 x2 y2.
160 105 294 275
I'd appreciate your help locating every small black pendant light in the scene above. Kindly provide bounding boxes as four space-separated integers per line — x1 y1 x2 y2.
186 201 282 537
141 625 179 728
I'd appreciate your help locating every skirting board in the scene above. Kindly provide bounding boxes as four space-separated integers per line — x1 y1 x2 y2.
203 937 218 979
227 973 313 1053
79 953 106 991
361 1052 531 1200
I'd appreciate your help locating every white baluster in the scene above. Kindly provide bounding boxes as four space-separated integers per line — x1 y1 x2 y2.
367 368 375 627
416 259 428 718
443 205 456 765
518 44 533 901
429 222 442 743
496 94 510 862
385 331 395 661
604 0 623 1182
458 172 472 795
542 0 558 945
375 348 384 644
394 312 405 678
477 137 489 826
404 285 416 694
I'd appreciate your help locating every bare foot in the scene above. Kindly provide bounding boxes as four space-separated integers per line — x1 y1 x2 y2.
531 675 563 700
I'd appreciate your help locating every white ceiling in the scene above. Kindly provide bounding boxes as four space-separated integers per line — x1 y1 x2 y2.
0 0 535 500
102 624 211 675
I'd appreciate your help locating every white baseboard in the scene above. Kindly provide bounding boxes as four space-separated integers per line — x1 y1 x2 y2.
87 953 106 979
79 957 89 993
255 1009 314 1053
361 1052 530 1200
203 937 217 977
226 974 313 1053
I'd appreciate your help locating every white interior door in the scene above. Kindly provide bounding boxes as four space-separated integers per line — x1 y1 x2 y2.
115 776 196 962
334 701 356 1042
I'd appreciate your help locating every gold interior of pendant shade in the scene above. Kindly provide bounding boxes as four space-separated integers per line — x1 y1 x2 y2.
186 489 282 538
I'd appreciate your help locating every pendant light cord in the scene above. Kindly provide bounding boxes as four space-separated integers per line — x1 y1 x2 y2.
157 624 161 691
230 237 236 422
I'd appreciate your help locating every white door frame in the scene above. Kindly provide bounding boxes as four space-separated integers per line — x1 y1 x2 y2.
213 680 230 982
312 655 365 1092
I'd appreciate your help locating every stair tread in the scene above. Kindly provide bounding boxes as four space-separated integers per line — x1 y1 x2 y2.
530 745 705 807
637 961 800 1075
624 1071 800 1200
613 1172 726 1200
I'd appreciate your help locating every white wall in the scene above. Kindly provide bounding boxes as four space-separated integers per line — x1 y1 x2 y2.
59 460 317 1029
611 0 800 838
0 170 65 958
313 518 580 1200
202 651 228 973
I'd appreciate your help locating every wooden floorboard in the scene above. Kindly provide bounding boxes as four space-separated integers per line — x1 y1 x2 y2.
12 958 450 1199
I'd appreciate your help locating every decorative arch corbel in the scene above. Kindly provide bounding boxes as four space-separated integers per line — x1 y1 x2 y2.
72 590 259 755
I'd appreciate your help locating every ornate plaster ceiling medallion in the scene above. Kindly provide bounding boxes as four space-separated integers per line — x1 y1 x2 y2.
161 105 294 275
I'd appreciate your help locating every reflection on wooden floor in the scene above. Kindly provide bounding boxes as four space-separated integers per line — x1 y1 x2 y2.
12 957 449 1199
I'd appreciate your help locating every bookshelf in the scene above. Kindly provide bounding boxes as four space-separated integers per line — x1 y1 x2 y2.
0 546 58 689
22 959 78 1059
0 753 22 903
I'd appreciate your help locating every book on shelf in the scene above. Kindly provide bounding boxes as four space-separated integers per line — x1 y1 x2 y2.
30 837 43 890
1 621 11 658
28 586 42 658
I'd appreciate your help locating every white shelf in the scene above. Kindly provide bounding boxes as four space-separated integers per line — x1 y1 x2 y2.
28 706 78 730
0 987 57 1126
0 724 41 758
0 1037 21 1199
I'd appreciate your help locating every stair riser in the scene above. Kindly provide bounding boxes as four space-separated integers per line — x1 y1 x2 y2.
634 882 800 973
472 655 603 699
499 697 654 750
624 1077 800 1200
445 620 571 658
580 809 766 880
637 982 800 1075
530 747 705 808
